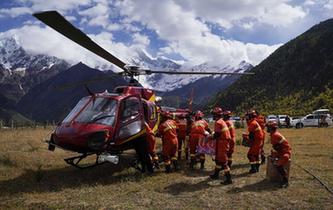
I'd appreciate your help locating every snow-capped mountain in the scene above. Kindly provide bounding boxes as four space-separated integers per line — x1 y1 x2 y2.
131 50 252 91
0 37 70 99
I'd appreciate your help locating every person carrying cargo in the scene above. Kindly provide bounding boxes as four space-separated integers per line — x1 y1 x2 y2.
189 110 211 169
266 121 292 188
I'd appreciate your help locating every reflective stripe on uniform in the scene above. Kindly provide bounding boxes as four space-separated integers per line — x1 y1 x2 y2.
163 123 177 132
192 121 206 129
190 154 196 157
215 165 222 169
171 157 177 161
221 126 229 133
279 137 286 144
224 167 230 172
250 161 256 165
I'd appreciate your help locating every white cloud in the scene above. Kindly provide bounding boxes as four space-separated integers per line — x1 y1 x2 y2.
17 0 92 13
116 0 280 66
324 0 333 10
132 33 150 46
0 25 139 70
78 2 110 27
0 7 32 18
176 0 307 29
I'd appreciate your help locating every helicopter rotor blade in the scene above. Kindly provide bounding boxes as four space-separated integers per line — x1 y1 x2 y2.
33 11 127 72
142 69 254 75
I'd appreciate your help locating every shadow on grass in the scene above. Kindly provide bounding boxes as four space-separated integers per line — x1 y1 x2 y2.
227 179 281 194
162 179 211 195
230 163 250 170
0 154 145 196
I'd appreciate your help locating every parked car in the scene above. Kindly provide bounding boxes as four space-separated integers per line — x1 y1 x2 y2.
277 115 291 127
292 113 332 128
267 115 278 123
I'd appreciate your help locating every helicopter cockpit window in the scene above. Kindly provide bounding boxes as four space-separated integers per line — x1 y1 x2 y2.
121 97 140 121
62 96 90 123
73 97 117 126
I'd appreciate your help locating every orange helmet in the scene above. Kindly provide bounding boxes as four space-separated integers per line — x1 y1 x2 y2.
245 110 257 119
211 107 223 115
161 111 172 119
266 121 278 129
195 110 204 118
223 110 232 117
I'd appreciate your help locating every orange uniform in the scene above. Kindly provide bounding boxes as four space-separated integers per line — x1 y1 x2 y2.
214 118 231 172
247 119 264 165
158 119 179 166
189 119 209 161
176 118 187 159
270 131 291 166
225 119 236 163
256 115 266 160
144 123 159 166
145 123 156 155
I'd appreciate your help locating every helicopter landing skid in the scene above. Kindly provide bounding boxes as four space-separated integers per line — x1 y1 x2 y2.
64 153 106 169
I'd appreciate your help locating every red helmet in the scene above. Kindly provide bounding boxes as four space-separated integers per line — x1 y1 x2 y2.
195 110 204 118
161 111 172 119
211 107 223 115
266 121 278 129
223 110 232 117
245 110 257 119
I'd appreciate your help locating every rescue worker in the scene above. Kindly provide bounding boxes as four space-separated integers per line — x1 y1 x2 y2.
245 110 264 173
144 122 159 170
223 110 236 168
267 121 292 188
210 107 232 185
189 110 210 169
176 114 188 160
158 111 179 173
255 110 266 164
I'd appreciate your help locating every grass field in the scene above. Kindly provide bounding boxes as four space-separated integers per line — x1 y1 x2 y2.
0 126 332 209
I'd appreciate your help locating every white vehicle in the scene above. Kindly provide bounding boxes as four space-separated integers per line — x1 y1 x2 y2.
267 115 277 123
277 115 290 127
313 109 330 115
293 113 332 128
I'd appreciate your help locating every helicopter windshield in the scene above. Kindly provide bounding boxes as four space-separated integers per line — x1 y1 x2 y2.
62 97 117 126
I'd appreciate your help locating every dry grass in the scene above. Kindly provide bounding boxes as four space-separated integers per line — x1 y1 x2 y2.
0 126 332 209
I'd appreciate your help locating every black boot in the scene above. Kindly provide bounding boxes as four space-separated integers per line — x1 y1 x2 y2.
209 168 220 179
221 172 232 185
255 163 260 172
249 164 257 173
280 177 289 188
261 155 266 165
200 160 205 170
227 160 233 168
277 166 289 188
165 164 171 173
172 160 179 171
189 159 196 169
185 148 189 160
178 151 182 161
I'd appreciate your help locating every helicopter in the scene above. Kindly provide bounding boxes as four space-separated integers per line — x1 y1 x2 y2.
33 11 253 170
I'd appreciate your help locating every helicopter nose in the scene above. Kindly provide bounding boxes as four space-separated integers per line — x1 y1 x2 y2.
87 130 111 151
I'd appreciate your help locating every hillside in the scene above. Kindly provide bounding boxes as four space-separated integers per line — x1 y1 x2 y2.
210 19 333 116
17 63 127 122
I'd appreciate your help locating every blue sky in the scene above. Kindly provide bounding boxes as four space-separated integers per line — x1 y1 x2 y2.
0 0 332 69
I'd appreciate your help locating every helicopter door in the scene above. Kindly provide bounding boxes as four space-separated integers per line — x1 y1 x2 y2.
116 96 144 144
